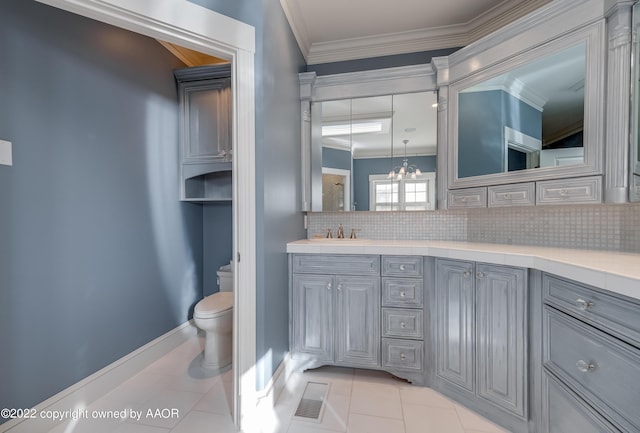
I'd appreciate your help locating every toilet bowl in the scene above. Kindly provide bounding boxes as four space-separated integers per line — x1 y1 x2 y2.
193 263 233 370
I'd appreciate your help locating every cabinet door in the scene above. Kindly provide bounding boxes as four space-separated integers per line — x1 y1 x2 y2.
335 276 380 367
292 274 333 362
181 78 232 164
435 259 475 392
476 264 527 418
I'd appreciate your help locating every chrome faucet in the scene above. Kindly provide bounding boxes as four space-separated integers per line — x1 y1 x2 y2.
337 224 345 239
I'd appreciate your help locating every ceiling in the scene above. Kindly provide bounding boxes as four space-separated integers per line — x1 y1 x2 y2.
280 0 550 64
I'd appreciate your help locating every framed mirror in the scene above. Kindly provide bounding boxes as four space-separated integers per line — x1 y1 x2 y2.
447 21 605 190
300 65 439 212
317 92 437 211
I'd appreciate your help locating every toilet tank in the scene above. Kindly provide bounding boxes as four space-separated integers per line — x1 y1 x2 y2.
217 262 233 292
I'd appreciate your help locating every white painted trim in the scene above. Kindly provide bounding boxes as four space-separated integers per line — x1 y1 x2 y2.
0 322 197 433
30 2 257 431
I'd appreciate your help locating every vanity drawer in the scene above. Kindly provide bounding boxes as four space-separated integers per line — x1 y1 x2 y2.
292 254 380 276
382 278 424 308
544 307 640 432
543 274 640 348
382 308 423 340
447 187 487 208
542 372 619 433
536 176 602 205
381 256 423 277
382 338 423 371
487 183 535 207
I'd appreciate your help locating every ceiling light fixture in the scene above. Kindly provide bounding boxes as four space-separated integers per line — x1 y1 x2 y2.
388 139 422 180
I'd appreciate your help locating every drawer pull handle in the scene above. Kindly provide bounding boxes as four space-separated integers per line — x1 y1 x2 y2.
400 352 406 360
399 265 406 271
576 360 597 373
400 322 406 329
400 291 406 298
576 298 594 310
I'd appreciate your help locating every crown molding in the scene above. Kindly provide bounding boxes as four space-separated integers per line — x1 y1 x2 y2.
280 0 311 61
282 0 551 65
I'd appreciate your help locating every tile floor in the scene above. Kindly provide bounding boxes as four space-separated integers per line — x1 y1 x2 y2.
44 334 509 433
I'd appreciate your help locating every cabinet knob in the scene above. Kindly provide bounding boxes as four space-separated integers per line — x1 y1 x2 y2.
400 322 406 329
476 271 485 279
576 359 597 373
400 352 406 360
399 264 406 271
400 291 406 298
463 271 471 278
337 284 342 292
576 298 594 310
327 283 332 291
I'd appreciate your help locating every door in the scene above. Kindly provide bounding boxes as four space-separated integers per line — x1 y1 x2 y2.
435 259 475 392
476 264 527 418
292 274 334 362
335 276 380 367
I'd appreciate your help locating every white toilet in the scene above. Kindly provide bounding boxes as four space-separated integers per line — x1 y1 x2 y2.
193 263 233 370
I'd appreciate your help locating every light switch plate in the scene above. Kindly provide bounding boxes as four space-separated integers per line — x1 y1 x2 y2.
0 140 12 166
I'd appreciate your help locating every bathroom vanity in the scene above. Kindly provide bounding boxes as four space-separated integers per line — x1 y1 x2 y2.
287 240 640 433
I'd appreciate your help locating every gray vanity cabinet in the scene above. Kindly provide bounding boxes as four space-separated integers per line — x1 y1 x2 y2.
435 258 528 428
541 274 640 433
291 254 381 369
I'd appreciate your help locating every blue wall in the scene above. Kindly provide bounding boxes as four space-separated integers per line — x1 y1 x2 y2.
307 48 460 75
458 90 541 178
323 147 352 170
0 0 204 416
353 156 436 210
190 0 307 390
203 203 233 296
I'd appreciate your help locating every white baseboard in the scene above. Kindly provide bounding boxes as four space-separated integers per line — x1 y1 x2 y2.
1 321 198 433
247 353 294 433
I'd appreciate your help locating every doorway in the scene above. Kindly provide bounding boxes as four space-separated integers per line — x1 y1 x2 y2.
33 0 257 429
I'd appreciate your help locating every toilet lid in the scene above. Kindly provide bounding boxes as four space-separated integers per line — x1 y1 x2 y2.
194 292 233 319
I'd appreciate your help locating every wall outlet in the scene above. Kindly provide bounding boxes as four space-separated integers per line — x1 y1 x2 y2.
0 140 12 166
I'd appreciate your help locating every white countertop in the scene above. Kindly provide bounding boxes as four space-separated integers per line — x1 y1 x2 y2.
287 239 640 301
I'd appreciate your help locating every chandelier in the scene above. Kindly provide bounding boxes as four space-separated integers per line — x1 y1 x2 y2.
388 139 422 180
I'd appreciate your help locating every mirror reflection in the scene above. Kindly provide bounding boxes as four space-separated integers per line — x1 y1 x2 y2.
319 91 437 211
457 42 586 179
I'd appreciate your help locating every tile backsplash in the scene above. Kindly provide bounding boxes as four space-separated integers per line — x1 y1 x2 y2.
306 203 640 253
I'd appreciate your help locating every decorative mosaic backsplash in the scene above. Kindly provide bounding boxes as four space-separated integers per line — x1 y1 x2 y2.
306 203 640 253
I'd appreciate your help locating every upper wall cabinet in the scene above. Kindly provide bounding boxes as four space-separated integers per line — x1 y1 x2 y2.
174 64 232 202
